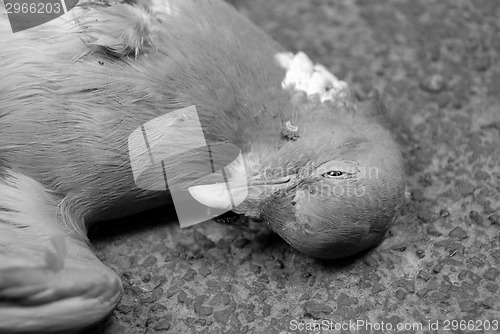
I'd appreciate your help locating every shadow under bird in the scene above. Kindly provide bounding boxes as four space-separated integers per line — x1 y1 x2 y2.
0 0 406 332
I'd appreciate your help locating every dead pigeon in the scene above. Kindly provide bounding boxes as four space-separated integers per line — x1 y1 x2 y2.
0 0 405 332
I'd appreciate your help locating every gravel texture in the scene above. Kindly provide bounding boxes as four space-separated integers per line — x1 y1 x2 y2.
88 1 500 333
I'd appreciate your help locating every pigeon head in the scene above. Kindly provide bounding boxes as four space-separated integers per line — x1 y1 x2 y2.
250 98 406 259
177 88 405 259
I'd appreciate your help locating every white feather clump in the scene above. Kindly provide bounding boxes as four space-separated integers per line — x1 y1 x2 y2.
275 51 348 102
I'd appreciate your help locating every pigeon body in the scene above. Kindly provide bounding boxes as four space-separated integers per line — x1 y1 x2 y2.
0 0 405 332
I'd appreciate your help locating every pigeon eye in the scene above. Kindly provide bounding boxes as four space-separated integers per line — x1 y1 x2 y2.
316 160 358 179
322 170 345 178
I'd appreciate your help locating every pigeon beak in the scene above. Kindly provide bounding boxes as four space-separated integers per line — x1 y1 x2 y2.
188 170 295 211
188 151 296 217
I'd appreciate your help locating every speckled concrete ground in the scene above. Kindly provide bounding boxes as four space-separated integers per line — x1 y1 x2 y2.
88 1 500 333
